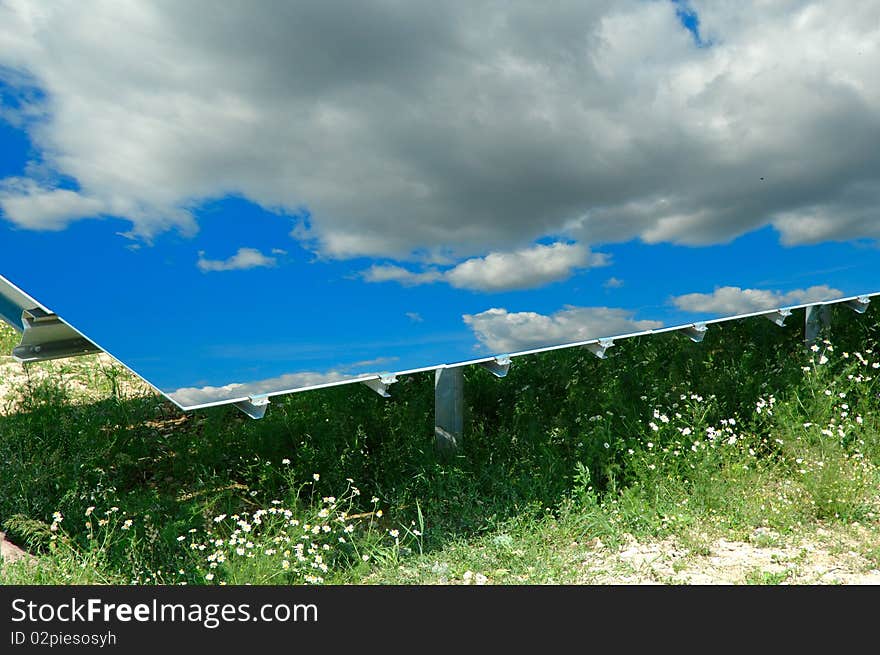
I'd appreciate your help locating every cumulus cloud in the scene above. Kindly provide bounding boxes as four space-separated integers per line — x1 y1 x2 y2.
0 179 106 230
463 306 663 353
1 1 879 256
363 242 608 291
197 247 277 273
361 264 442 286
671 285 844 316
445 243 609 291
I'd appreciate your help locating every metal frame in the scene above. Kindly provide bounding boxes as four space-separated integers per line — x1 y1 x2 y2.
13 308 101 363
0 278 100 363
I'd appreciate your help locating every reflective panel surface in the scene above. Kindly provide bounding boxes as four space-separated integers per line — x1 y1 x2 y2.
1 2 878 409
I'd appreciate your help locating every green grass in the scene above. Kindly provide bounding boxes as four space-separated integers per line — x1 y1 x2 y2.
0 325 16 354
745 568 794 585
1 303 879 584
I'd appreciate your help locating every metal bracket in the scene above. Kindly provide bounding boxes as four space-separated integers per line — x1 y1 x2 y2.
362 374 398 398
681 322 708 343
234 394 270 419
763 308 792 327
585 338 615 359
479 355 511 378
12 308 101 363
845 296 870 314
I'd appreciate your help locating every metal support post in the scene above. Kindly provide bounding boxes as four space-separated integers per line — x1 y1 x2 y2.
435 366 464 452
804 304 831 345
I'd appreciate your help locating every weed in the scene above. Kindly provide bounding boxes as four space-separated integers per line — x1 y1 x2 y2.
745 568 793 585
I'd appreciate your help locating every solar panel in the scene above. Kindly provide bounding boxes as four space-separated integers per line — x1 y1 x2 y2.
1 268 874 408
0 3 878 444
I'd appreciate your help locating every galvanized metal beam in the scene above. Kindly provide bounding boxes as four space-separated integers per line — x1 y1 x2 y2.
0 276 37 332
435 366 464 452
804 304 831 345
12 308 100 363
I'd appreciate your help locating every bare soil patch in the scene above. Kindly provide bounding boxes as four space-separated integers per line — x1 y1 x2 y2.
579 524 880 584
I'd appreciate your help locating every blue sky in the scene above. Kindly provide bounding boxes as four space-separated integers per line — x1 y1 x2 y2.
0 1 878 407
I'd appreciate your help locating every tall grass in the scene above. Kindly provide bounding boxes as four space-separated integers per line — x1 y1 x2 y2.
0 303 878 584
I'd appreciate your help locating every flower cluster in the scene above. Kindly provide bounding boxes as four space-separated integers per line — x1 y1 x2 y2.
615 339 880 528
181 478 393 585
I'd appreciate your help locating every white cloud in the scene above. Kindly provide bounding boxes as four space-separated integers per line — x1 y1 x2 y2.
168 354 401 407
197 247 277 273
603 277 624 289
0 179 106 230
406 312 424 323
363 242 608 291
0 2 878 255
344 356 399 370
445 243 609 292
671 285 844 316
463 306 663 353
361 264 442 286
